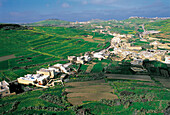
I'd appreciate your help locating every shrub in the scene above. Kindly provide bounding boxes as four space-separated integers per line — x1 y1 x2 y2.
120 91 135 96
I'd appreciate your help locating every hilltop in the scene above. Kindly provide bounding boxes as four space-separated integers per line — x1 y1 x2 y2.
23 19 70 26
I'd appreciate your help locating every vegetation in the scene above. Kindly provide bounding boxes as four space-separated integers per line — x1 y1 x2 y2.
74 78 170 115
0 18 170 114
0 85 75 114
0 26 110 81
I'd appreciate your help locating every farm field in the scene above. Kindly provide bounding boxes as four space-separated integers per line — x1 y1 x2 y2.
105 74 152 81
0 85 74 114
0 26 111 81
65 79 118 105
70 77 170 114
0 18 170 114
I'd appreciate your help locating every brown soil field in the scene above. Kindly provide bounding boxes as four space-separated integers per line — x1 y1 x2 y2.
0 54 16 61
94 38 105 41
83 38 94 42
105 74 152 81
65 79 118 105
155 78 170 88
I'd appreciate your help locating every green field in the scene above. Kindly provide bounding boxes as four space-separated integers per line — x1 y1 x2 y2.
66 77 170 114
0 19 170 114
0 26 111 81
0 85 75 114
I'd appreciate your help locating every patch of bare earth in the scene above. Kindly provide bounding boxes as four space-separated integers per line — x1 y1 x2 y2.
0 54 16 61
105 74 152 81
82 38 94 42
94 38 105 41
65 79 118 105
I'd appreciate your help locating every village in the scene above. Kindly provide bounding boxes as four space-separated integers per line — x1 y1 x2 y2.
1 26 170 98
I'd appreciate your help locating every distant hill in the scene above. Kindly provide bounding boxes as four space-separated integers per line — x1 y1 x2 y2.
122 18 162 25
23 19 71 26
89 19 105 23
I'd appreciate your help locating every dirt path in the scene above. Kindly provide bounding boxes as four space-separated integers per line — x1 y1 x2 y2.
0 54 16 61
86 62 96 73
65 79 118 105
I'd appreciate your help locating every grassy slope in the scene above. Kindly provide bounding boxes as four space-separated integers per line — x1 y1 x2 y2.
145 19 170 32
0 26 111 81
69 78 170 114
0 85 74 114
78 18 157 34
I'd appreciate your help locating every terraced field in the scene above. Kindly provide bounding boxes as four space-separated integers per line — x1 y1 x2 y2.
65 79 118 105
0 85 74 114
0 27 111 81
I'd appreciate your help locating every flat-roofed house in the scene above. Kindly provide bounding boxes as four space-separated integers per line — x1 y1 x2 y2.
111 37 121 46
93 52 106 61
76 57 85 64
83 56 92 62
128 46 142 51
165 56 170 64
68 56 76 62
36 68 55 78
17 74 50 86
0 80 10 97
53 64 71 74
131 59 143 66
150 41 161 49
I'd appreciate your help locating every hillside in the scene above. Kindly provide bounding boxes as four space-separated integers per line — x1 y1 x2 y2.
23 19 70 26
145 19 170 40
145 19 170 32
0 18 170 115
0 26 112 81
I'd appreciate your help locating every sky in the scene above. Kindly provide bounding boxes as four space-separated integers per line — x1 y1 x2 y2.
0 0 169 23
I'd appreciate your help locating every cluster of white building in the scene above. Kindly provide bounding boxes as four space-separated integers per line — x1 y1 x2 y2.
110 34 170 65
2 30 170 96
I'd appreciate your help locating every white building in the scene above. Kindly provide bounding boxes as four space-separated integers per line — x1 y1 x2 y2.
131 59 143 66
17 74 50 86
93 52 106 61
53 64 71 74
36 68 55 78
165 56 170 64
0 80 10 97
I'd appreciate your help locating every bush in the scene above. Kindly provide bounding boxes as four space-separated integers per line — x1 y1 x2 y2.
120 91 135 96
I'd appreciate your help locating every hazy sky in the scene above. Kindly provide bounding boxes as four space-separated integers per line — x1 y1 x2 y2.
0 0 169 23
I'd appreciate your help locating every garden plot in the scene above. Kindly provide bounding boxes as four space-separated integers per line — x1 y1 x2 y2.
65 79 118 105
105 74 152 81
